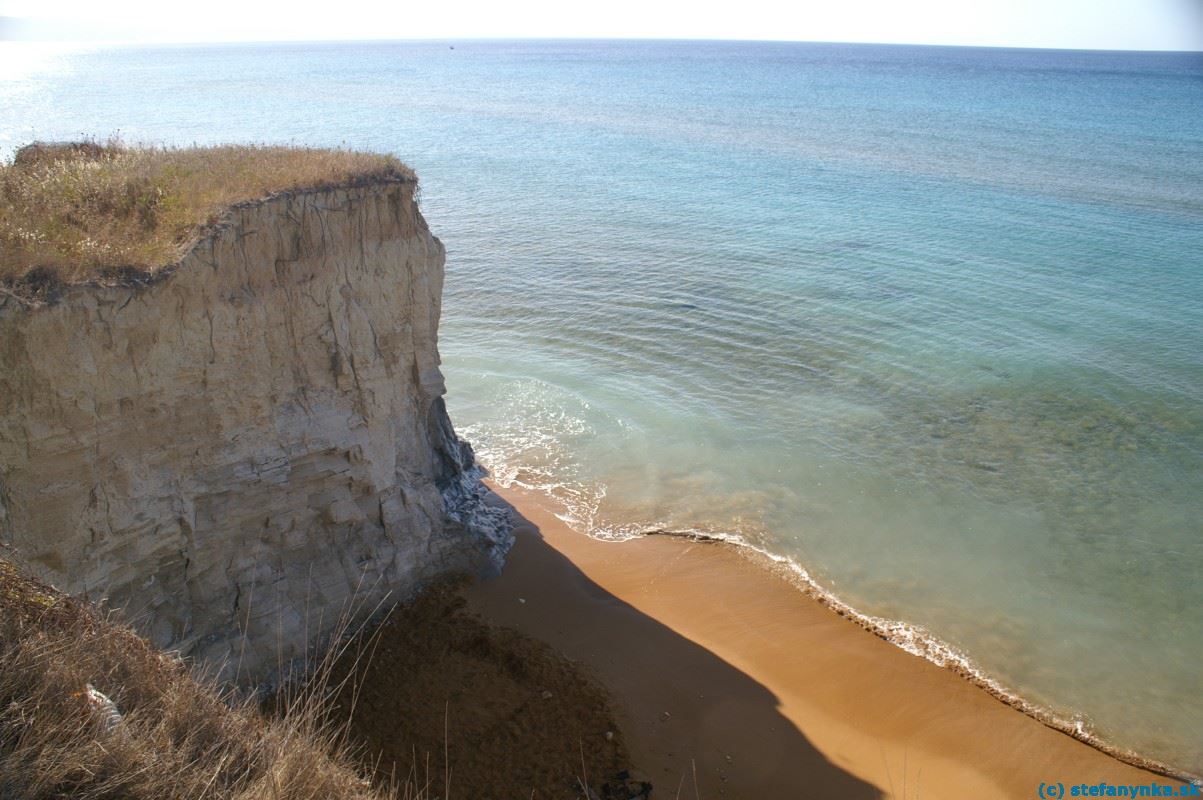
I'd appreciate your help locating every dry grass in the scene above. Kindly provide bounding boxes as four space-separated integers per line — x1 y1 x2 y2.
0 141 413 287
0 557 419 800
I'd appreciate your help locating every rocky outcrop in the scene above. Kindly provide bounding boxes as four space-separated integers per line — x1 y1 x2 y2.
0 178 511 679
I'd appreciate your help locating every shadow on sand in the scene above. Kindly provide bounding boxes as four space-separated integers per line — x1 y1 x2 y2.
466 495 881 799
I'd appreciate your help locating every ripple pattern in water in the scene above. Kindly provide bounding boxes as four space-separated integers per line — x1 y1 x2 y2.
3 39 1202 775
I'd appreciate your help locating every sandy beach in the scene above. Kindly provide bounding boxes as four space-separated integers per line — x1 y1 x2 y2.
466 484 1186 799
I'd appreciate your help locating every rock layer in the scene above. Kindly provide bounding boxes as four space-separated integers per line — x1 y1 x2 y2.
0 179 511 678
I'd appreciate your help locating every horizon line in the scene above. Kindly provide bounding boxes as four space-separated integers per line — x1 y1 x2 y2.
2 32 1202 54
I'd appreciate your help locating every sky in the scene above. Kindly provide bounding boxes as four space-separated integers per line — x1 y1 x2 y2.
1 0 1201 50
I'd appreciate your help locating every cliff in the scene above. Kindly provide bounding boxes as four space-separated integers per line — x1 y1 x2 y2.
0 176 512 678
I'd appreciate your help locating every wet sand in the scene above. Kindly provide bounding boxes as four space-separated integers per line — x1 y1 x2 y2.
466 484 1186 799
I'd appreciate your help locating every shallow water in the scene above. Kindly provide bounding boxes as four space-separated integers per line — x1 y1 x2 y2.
3 39 1202 774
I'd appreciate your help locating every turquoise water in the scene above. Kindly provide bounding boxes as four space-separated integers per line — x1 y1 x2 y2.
2 39 1202 775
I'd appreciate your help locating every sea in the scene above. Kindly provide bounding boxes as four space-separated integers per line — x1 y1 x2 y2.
2 38 1201 777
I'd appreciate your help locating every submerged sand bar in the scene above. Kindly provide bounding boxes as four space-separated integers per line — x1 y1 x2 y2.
468 484 1186 799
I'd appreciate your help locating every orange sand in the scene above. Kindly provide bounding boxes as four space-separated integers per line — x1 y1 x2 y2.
466 484 1186 799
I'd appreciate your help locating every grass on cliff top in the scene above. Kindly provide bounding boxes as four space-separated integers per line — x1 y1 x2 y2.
0 557 412 800
0 141 413 290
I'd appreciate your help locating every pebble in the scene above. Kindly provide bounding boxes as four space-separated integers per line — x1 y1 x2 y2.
541 690 553 700
604 731 614 741
660 711 671 721
518 598 526 604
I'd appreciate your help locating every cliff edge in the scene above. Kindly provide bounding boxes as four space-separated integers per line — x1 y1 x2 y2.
0 162 512 678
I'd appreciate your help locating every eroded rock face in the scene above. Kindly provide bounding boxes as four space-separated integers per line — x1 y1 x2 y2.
0 180 512 679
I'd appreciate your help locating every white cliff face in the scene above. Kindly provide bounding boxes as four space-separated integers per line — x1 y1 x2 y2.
0 180 511 678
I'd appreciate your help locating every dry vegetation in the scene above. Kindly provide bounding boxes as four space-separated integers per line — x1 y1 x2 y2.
0 141 413 288
0 557 410 800
0 559 636 800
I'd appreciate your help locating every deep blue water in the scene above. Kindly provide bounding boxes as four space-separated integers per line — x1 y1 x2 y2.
2 39 1202 774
